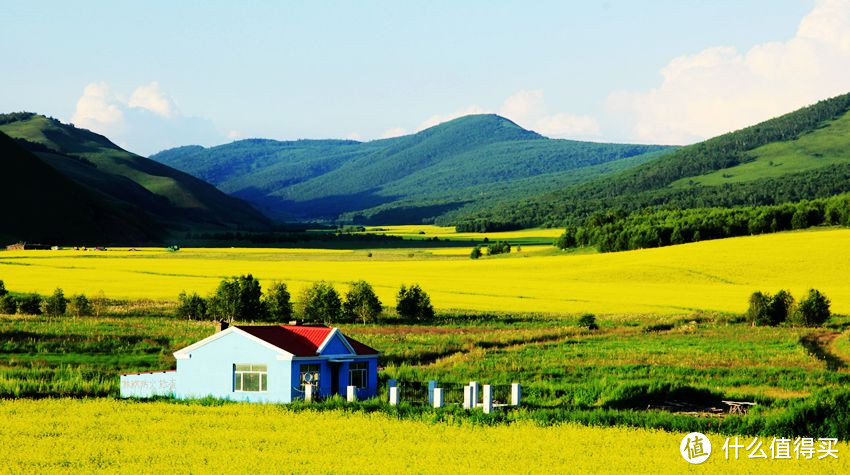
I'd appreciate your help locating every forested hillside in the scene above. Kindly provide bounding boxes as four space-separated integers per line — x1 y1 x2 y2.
152 115 670 223
456 92 850 232
0 113 270 240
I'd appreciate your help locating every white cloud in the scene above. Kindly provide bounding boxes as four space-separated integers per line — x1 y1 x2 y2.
607 0 850 144
227 130 242 140
417 105 488 131
498 89 601 139
380 127 408 139
128 81 176 118
70 81 223 155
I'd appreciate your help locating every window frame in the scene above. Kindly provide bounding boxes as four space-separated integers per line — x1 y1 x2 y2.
299 363 321 391
233 363 268 393
348 361 368 389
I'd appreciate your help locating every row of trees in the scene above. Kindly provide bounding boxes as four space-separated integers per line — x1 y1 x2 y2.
470 240 512 259
554 192 850 252
0 281 101 317
746 289 831 327
176 275 435 324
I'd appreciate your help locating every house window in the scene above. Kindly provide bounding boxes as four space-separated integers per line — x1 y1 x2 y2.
348 362 368 389
299 363 320 390
234 364 267 392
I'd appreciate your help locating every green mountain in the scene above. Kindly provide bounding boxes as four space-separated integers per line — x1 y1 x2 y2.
456 92 850 230
151 114 671 223
0 113 270 244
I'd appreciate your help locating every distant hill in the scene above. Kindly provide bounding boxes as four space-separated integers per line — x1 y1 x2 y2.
0 113 270 244
456 92 850 230
151 114 671 223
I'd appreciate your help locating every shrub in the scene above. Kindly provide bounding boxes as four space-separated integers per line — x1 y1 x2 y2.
16 294 42 315
41 288 67 317
791 289 831 327
343 280 382 324
67 294 94 318
91 290 108 318
470 246 482 259
578 313 599 330
176 291 208 320
264 282 293 322
301 281 342 324
396 284 434 322
487 241 511 255
208 274 265 322
0 294 16 314
0 279 6 298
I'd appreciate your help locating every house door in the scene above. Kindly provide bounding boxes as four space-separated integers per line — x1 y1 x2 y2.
330 363 340 396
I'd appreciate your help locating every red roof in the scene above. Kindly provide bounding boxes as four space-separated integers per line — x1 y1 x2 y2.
235 325 378 356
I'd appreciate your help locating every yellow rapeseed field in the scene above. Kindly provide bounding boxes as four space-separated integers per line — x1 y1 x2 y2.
0 228 848 314
363 224 565 241
0 398 846 474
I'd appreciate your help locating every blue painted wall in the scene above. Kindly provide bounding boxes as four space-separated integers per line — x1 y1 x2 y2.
289 357 378 400
120 371 177 398
319 334 351 355
176 331 292 403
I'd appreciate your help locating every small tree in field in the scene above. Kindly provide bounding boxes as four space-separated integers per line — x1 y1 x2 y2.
92 290 108 318
67 294 94 318
578 313 599 330
42 288 67 317
746 291 771 326
396 284 434 322
470 246 482 259
0 280 7 298
264 282 293 322
791 289 831 327
176 291 208 320
16 294 42 315
767 289 794 326
208 274 265 322
0 294 16 314
300 281 342 324
343 280 382 324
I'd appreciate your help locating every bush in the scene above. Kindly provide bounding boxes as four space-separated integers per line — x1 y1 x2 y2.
396 284 434 322
0 294 16 314
791 289 831 327
16 294 42 315
208 274 265 322
0 280 6 298
343 280 382 324
41 288 67 317
177 291 208 320
301 281 342 324
470 246 482 259
264 282 293 322
487 241 511 255
67 294 94 318
578 313 599 330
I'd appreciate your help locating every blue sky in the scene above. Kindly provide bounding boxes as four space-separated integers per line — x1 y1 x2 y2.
6 0 850 155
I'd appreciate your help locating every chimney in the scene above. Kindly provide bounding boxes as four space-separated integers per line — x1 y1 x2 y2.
215 320 229 332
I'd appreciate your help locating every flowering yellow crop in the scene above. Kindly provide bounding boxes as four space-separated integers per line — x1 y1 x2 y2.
363 224 565 240
0 398 846 474
0 228 848 315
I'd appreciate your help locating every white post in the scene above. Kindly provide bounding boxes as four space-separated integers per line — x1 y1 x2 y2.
463 385 472 410
482 384 492 414
469 381 479 408
389 386 399 406
511 383 521 406
304 384 313 402
427 380 438 406
347 385 357 402
433 388 443 408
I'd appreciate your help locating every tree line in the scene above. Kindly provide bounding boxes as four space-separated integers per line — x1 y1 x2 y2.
177 275 435 324
554 192 850 252
0 280 104 317
746 289 831 327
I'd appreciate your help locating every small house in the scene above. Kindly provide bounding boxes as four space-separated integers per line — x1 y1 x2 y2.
120 324 379 403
